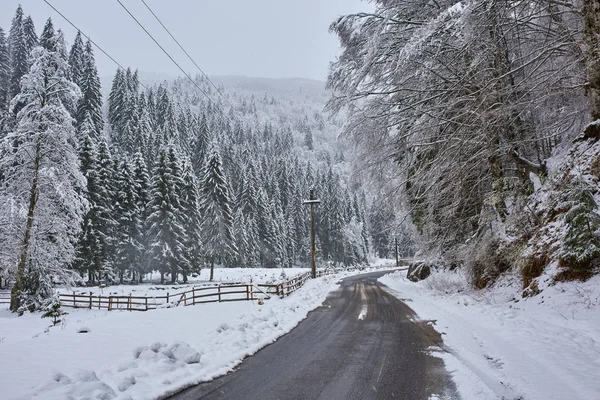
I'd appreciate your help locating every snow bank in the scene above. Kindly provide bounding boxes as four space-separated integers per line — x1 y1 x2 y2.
1 271 358 400
380 269 600 400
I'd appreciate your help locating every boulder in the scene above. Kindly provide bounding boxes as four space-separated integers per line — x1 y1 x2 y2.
407 262 431 282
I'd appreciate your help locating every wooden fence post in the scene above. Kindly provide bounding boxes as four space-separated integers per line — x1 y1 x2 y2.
145 297 148 311
89 292 92 309
192 288 196 305
72 293 76 308
167 292 169 304
218 285 221 302
128 293 132 311
108 296 112 311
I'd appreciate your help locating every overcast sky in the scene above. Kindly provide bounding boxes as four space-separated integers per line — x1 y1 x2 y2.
0 0 371 82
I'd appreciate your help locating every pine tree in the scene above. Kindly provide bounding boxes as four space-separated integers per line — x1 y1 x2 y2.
39 18 56 52
198 146 237 280
146 148 187 284
73 129 103 282
75 40 103 138
561 181 600 272
22 16 38 55
304 127 314 150
68 31 85 87
0 41 86 312
0 27 10 132
132 151 151 281
108 68 126 142
113 159 142 283
95 139 118 282
191 113 209 174
8 5 26 99
180 160 202 281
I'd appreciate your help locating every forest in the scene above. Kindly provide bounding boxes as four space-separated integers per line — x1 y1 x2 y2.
327 0 600 292
0 5 374 313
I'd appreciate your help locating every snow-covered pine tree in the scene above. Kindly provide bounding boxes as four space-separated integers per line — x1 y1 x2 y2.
75 40 103 138
22 16 38 57
0 40 86 312
146 148 187 284
68 31 84 87
0 27 9 133
73 127 103 282
108 68 126 143
95 139 118 282
180 160 202 281
560 180 600 273
132 151 151 281
191 113 209 174
199 145 237 279
166 146 190 281
39 19 56 52
8 5 26 99
113 159 143 283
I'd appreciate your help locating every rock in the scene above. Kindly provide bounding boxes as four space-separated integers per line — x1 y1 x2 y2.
407 262 431 282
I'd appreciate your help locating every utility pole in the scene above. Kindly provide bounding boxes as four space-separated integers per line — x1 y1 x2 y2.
395 237 399 267
303 189 321 278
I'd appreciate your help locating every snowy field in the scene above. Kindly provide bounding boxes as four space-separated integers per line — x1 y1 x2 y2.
380 269 600 400
0 266 393 400
55 267 310 297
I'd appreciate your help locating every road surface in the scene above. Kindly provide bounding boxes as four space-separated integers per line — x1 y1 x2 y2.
169 270 458 400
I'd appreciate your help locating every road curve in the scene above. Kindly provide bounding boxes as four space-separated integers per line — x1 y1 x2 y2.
169 270 458 400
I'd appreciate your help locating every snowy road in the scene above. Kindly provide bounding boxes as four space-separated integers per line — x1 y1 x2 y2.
169 270 458 400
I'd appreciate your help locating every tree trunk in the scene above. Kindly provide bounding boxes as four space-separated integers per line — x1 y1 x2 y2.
11 139 42 312
584 0 600 121
210 257 214 281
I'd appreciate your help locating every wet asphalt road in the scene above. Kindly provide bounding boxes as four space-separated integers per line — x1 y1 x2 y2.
168 270 458 400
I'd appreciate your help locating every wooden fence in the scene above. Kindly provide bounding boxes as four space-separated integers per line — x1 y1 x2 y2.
0 291 10 305
3 267 366 311
57 270 329 311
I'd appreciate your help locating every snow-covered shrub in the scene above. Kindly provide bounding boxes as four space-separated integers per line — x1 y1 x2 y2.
41 295 68 326
558 180 600 277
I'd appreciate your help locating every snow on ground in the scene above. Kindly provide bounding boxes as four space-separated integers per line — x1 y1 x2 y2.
380 269 600 400
0 268 376 400
57 267 309 297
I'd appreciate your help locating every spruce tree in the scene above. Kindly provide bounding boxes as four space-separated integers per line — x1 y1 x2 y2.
561 181 600 272
198 146 237 279
76 40 103 137
108 68 126 142
39 18 56 52
132 151 151 280
180 160 202 281
0 27 9 132
69 31 85 87
146 148 187 284
8 5 26 99
95 139 118 282
22 16 38 55
74 129 103 282
113 159 142 283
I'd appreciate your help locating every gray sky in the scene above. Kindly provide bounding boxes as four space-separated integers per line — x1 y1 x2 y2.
0 0 370 82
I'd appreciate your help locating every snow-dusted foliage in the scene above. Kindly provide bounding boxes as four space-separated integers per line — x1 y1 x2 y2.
0 38 86 311
328 0 600 288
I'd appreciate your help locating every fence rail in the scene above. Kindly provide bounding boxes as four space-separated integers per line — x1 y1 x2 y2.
0 292 10 305
58 282 265 311
4 267 364 311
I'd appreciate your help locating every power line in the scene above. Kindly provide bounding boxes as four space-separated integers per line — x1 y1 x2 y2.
115 0 236 125
138 0 236 111
42 0 150 92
